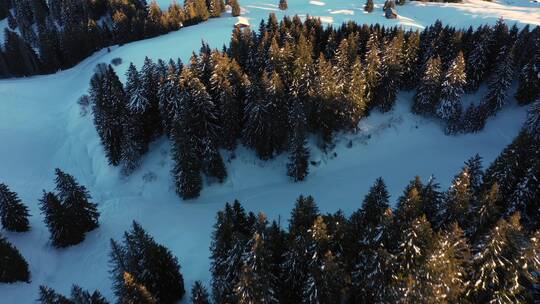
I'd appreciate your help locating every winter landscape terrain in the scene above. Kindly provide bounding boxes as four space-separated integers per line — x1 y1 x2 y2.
0 0 539 303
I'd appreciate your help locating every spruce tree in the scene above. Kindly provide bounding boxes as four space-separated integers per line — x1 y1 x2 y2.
437 52 466 134
0 233 30 283
426 223 470 302
364 0 374 12
465 29 491 93
391 215 436 303
364 32 381 108
158 64 181 137
479 46 514 118
401 31 421 90
515 42 540 105
109 221 185 303
374 35 403 112
470 214 540 303
191 281 211 304
121 272 157 304
524 100 540 140
413 56 442 116
230 0 241 17
287 104 310 182
440 167 473 229
235 232 278 304
139 57 163 141
0 183 30 232
91 65 127 166
38 286 71 304
303 216 344 304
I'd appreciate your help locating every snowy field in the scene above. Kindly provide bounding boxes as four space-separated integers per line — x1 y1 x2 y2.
0 0 538 302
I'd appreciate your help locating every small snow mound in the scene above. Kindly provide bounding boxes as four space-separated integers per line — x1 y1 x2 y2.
309 1 326 6
330 9 354 15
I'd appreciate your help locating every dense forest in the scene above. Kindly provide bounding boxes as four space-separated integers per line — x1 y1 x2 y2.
0 0 228 77
87 14 540 199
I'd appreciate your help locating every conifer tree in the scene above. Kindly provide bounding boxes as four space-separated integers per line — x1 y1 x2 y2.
303 216 344 304
139 57 163 141
121 272 157 304
364 0 374 12
465 29 491 92
400 31 421 90
515 43 540 105
38 286 71 304
70 285 109 304
157 64 181 137
440 167 473 229
283 196 319 303
287 104 310 182
374 36 403 112
343 57 367 129
391 215 436 303
470 214 540 303
437 52 466 134
364 32 381 108
91 65 127 166
0 233 30 283
230 0 241 17
479 46 514 117
427 223 470 303
413 56 442 115
109 221 185 303
0 183 30 232
191 281 211 304
279 0 288 10
524 100 540 140
235 232 278 304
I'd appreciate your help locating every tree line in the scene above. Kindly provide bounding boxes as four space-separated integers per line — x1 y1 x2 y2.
207 121 540 303
88 15 540 199
0 0 230 78
9 107 537 303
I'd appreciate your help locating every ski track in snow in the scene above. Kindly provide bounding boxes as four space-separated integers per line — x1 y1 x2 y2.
0 0 538 302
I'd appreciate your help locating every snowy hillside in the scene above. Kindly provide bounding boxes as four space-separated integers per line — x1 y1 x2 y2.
0 0 537 303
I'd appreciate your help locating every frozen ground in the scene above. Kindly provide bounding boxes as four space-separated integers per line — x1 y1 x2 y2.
0 0 537 303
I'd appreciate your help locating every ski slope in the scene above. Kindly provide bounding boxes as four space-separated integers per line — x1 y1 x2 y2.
0 0 537 302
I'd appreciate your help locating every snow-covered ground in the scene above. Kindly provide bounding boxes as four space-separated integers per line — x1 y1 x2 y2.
0 0 537 302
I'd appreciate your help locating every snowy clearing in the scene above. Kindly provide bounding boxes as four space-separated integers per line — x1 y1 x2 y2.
0 0 538 303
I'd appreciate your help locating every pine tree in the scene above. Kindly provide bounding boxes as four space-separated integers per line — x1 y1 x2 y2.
109 221 185 303
469 214 540 303
230 0 241 17
54 169 100 235
139 57 163 141
364 0 374 12
401 31 421 90
524 99 540 140
440 167 473 229
466 29 491 93
38 286 71 304
158 64 181 137
515 42 540 105
0 233 30 283
374 35 403 112
413 56 442 115
391 215 436 303
427 223 471 303
91 65 127 166
121 272 157 304
235 233 278 304
122 63 149 175
287 104 310 182
283 196 319 303
343 57 367 129
479 46 514 118
279 0 288 10
302 216 344 304
191 281 211 304
364 32 381 108
70 285 109 304
0 183 30 232
437 52 466 134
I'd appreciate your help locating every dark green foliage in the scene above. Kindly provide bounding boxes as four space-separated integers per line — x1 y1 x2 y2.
109 221 185 303
191 281 211 304
279 0 288 10
38 285 109 304
0 233 30 283
40 169 99 247
0 183 30 232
